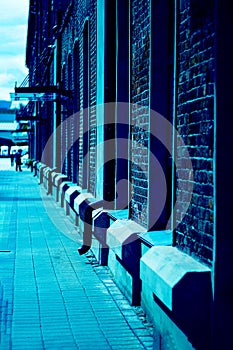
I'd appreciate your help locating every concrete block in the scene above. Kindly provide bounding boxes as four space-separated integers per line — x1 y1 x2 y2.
141 285 195 350
108 249 133 302
140 246 210 310
39 164 47 184
43 167 50 190
107 209 129 223
79 198 103 224
140 246 212 349
42 166 57 193
64 186 82 209
106 219 146 258
93 210 110 246
58 181 73 208
51 171 59 183
64 186 82 222
68 206 79 226
106 220 146 305
51 172 60 199
91 209 128 265
54 174 68 202
138 230 173 255
76 198 103 250
54 174 68 188
91 235 109 266
48 168 57 194
73 193 94 215
92 210 110 265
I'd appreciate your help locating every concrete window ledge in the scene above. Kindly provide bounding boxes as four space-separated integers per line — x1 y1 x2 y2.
64 185 82 209
54 174 68 202
138 230 173 255
43 166 57 194
71 195 104 250
59 181 74 207
91 209 128 266
51 172 60 198
106 220 146 258
41 165 49 185
39 164 47 184
92 209 129 248
54 174 68 188
39 163 46 169
107 209 129 223
140 246 212 350
64 185 82 222
51 171 59 184
91 209 110 265
43 167 51 189
73 193 96 236
73 193 95 216
106 220 146 306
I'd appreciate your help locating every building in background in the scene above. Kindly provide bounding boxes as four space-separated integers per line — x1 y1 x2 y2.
0 101 29 156
0 101 18 156
11 0 233 349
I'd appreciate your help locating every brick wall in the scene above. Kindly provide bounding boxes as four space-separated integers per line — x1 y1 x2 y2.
176 0 215 265
88 6 97 195
130 0 150 228
60 0 97 190
77 30 84 186
29 0 215 265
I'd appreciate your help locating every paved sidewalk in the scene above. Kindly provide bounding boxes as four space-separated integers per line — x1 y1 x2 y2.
0 160 153 350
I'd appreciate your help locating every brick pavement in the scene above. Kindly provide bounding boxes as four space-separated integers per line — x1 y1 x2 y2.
0 159 153 350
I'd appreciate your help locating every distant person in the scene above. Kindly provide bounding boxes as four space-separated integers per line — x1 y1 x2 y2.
10 153 14 166
15 149 23 172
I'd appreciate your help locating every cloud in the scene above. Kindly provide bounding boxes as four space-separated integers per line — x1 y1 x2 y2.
0 87 14 101
0 63 28 100
0 0 29 25
0 72 16 85
0 0 29 101
0 24 27 56
0 24 27 40
0 53 28 101
0 52 27 67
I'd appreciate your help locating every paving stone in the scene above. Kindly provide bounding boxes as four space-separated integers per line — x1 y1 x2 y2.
0 168 153 349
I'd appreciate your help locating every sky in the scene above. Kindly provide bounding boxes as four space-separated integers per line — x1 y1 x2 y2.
0 0 29 101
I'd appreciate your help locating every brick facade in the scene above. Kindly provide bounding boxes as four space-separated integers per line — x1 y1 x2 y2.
26 0 216 265
55 0 97 191
176 0 215 265
130 0 150 227
129 0 215 265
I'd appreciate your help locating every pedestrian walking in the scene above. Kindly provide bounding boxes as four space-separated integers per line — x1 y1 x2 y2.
15 149 23 172
10 153 14 166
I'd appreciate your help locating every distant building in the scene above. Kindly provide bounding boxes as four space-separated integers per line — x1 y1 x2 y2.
11 1 233 349
0 101 29 155
0 100 17 155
